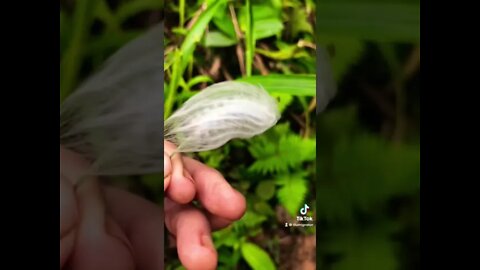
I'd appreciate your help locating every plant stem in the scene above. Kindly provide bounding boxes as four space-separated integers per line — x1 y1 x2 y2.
165 50 181 119
379 44 407 143
245 0 254 77
298 97 310 137
60 0 96 102
179 0 185 26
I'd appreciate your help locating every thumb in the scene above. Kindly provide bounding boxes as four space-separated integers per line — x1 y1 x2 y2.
164 152 172 191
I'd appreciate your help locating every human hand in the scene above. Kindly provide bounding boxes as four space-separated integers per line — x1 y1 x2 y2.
60 142 246 270
60 145 166 270
163 141 246 269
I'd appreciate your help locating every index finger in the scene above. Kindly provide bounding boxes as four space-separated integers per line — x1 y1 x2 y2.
182 157 246 221
164 141 196 203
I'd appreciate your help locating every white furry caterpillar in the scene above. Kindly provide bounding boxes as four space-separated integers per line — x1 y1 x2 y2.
165 81 281 153
60 22 333 177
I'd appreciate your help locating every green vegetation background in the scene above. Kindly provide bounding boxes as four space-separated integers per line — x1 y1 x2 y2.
60 0 419 269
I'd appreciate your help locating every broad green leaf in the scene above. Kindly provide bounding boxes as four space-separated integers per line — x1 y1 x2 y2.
204 31 238 47
255 180 276 200
241 242 276 270
212 6 236 38
239 4 283 40
250 3 281 18
288 6 313 37
253 18 284 40
236 74 315 96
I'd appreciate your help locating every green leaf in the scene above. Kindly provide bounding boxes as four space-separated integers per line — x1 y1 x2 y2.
239 4 283 40
255 180 276 200
317 105 360 145
276 172 309 217
94 0 119 32
318 37 365 81
165 0 228 118
270 0 282 9
254 201 276 216
248 125 316 175
60 0 97 101
172 27 188 36
317 128 420 222
253 18 284 40
241 242 276 270
204 31 238 47
240 210 267 229
186 75 213 89
180 0 228 70
255 44 308 60
288 6 313 37
212 6 236 38
317 2 420 42
270 93 294 112
321 224 399 270
236 74 315 96
197 148 225 168
181 0 227 62
213 227 240 248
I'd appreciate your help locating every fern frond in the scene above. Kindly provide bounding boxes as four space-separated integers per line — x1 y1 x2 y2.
248 126 316 175
276 172 309 217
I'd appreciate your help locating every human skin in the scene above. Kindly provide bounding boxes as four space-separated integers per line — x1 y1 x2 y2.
60 141 246 270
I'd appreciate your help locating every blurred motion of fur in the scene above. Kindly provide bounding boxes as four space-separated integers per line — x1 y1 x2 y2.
316 46 336 114
60 23 164 177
